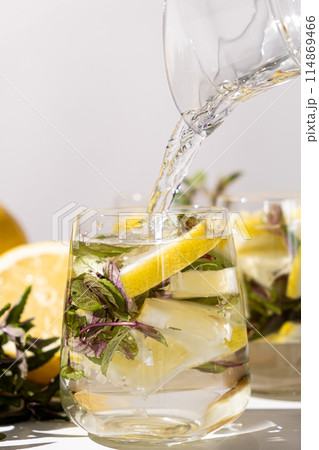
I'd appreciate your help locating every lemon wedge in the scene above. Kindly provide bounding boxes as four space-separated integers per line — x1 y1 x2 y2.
120 221 224 298
236 231 291 288
225 325 248 355
168 267 239 299
265 321 301 344
107 297 238 395
286 247 301 299
73 391 110 412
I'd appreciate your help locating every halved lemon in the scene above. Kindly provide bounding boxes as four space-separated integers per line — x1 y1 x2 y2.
0 241 69 384
120 220 225 298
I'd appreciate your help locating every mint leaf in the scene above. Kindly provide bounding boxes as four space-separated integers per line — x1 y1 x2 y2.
5 287 31 325
99 279 126 312
27 336 59 350
27 345 60 371
104 260 137 313
60 365 85 381
73 254 103 276
65 309 87 335
83 274 125 312
135 322 167 347
195 359 248 374
182 252 233 272
74 295 104 311
117 333 138 360
211 171 242 205
71 277 104 311
0 304 10 318
176 296 220 306
0 288 68 424
101 328 129 376
244 274 301 341
74 242 136 259
195 362 227 374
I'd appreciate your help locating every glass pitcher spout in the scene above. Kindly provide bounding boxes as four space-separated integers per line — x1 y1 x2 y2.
164 0 301 127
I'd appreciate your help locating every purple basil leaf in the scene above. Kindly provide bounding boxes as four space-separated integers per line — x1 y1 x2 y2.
104 260 137 313
135 322 167 347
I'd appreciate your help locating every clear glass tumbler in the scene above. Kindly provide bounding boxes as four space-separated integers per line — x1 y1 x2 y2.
60 207 250 444
219 195 301 400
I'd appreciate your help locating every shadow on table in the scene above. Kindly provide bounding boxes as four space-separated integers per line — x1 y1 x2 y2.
0 419 86 448
0 409 300 450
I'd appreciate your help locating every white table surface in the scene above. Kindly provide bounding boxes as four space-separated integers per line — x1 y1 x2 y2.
0 397 300 450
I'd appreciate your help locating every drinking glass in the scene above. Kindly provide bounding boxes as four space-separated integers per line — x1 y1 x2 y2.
219 194 301 400
164 0 301 133
60 207 250 444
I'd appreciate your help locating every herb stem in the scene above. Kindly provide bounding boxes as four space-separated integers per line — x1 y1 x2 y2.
80 321 136 333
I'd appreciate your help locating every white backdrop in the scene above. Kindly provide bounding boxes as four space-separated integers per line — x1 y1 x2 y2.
0 0 300 242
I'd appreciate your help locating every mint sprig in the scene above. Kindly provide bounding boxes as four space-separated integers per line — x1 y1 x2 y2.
63 260 167 380
245 275 301 341
0 287 66 427
182 250 233 273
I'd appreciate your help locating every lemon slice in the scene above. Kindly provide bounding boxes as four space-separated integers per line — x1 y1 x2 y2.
168 267 239 299
267 321 301 344
107 298 234 395
224 325 248 355
74 391 110 412
0 241 68 384
203 377 250 429
236 231 291 288
120 221 224 298
286 247 301 299
237 211 268 238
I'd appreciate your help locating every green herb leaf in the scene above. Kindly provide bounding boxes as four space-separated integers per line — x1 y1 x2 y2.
101 328 129 376
31 375 60 405
195 359 248 374
71 277 104 311
177 296 220 306
98 279 126 312
65 309 87 334
0 304 10 318
117 333 138 360
5 287 32 325
0 288 68 425
83 274 125 312
135 323 167 347
211 171 242 205
182 252 233 272
74 241 136 259
27 345 60 371
195 362 228 374
60 365 85 381
27 336 59 350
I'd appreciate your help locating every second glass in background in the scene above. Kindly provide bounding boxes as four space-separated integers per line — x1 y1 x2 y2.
219 194 301 400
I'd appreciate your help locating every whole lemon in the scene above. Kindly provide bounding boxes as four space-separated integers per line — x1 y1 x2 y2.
0 204 27 254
